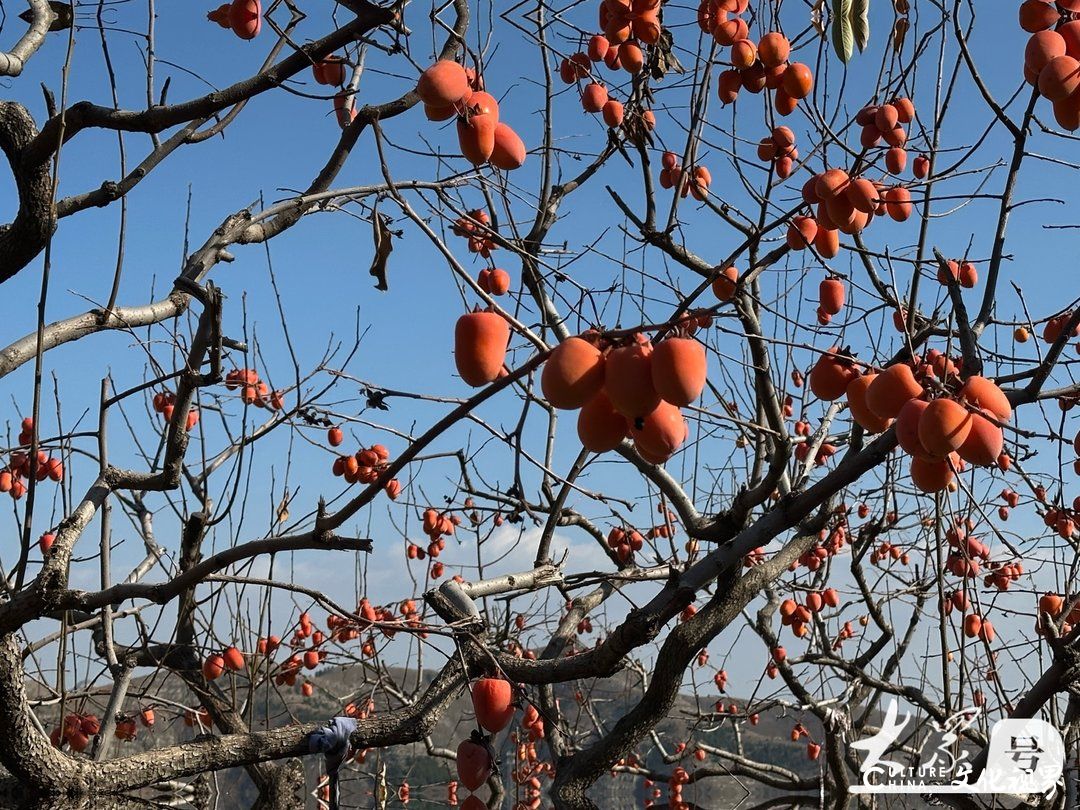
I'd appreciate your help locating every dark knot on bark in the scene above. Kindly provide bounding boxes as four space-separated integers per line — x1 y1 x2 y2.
0 102 55 283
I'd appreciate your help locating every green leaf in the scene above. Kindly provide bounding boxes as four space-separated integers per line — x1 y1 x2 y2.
832 0 854 63
850 0 870 52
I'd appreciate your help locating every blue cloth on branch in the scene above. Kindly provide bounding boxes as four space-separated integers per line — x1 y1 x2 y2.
309 716 358 776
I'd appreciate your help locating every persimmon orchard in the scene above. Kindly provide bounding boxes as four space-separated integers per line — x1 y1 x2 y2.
1 0 1080 808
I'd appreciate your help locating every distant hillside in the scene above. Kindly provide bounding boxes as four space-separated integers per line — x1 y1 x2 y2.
30 662 836 808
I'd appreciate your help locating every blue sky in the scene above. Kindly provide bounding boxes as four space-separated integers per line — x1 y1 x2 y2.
3 1 1079 710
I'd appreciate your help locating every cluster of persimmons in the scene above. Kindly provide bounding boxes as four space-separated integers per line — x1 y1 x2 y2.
1020 0 1080 129
416 61 527 170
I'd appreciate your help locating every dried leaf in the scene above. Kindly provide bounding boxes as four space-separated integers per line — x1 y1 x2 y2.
650 29 685 81
832 0 854 63
892 17 909 54
851 0 870 52
369 206 394 292
363 386 391 411
811 0 826 35
623 109 654 152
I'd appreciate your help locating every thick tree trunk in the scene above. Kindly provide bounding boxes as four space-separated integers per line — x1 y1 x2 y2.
0 630 318 799
0 101 54 282
0 632 85 794
0 627 470 802
549 777 600 810
250 760 305 810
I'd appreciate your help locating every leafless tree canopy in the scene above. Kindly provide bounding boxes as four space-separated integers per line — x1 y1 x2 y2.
1 0 1080 808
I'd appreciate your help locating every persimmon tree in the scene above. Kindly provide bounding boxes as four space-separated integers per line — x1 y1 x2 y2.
2 0 1080 808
